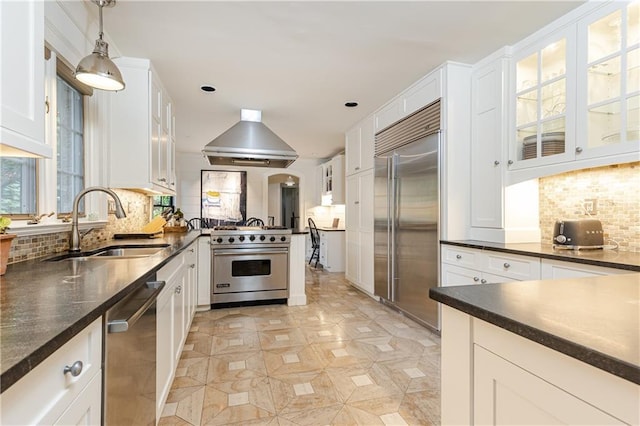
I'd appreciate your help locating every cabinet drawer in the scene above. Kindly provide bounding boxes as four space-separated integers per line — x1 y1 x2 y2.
482 251 540 281
1 317 102 425
441 245 482 269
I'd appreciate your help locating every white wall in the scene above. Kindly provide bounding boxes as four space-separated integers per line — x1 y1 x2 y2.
176 153 321 231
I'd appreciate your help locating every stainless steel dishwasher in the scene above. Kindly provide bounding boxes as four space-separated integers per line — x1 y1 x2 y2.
104 273 165 425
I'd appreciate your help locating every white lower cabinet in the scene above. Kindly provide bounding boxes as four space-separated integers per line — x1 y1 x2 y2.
319 230 345 272
441 245 540 286
0 318 102 425
474 344 625 425
541 258 631 279
197 236 211 310
156 244 197 422
442 307 639 426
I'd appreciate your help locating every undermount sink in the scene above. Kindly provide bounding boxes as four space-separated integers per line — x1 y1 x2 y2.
46 244 171 261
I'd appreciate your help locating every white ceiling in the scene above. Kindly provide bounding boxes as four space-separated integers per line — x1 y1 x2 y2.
101 1 584 160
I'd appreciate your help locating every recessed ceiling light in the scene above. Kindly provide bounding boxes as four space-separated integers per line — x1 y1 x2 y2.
345 102 358 107
201 85 216 92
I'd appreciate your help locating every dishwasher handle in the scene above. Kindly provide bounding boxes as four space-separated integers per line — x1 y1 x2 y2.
108 280 166 333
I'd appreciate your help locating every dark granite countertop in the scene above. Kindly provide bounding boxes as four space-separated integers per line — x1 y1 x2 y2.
430 274 640 384
0 231 202 393
442 240 640 272
318 227 345 232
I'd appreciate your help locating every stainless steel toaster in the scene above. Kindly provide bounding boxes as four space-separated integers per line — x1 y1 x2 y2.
553 219 604 249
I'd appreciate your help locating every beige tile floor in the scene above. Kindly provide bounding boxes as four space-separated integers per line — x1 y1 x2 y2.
159 266 441 426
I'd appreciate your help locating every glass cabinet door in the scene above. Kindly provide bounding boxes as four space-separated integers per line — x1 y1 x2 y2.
512 28 575 168
577 1 640 157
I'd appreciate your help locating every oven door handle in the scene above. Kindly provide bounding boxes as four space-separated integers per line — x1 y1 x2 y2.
212 248 289 256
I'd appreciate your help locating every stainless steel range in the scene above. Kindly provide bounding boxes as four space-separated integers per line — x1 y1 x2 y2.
210 226 291 306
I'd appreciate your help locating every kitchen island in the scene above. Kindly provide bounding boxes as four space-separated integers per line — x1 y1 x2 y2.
430 274 640 425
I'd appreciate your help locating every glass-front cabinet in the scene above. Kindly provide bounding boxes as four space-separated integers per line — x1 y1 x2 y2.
577 1 639 159
511 27 576 169
509 1 639 171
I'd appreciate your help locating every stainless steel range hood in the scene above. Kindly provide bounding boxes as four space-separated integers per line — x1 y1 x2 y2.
202 109 298 168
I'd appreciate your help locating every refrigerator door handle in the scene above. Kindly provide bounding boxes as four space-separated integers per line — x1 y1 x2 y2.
390 154 399 302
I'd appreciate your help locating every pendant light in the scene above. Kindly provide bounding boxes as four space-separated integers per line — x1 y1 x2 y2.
75 0 125 91
284 176 296 187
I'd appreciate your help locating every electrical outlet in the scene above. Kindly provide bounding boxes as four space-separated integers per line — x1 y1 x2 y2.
584 198 597 215
108 200 116 214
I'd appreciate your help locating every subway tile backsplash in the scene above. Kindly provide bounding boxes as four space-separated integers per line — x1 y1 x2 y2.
7 189 151 264
539 162 640 252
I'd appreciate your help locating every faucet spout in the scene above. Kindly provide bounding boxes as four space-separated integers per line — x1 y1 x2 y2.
70 187 126 252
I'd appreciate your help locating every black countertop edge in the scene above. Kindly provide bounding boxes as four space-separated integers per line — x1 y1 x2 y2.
430 288 640 385
0 234 202 393
441 240 640 272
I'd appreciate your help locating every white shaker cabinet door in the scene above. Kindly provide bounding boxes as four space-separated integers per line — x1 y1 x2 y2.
0 0 50 158
474 345 624 425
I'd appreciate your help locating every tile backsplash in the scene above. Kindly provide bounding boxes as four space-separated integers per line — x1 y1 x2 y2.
306 205 346 229
7 189 151 264
539 162 639 252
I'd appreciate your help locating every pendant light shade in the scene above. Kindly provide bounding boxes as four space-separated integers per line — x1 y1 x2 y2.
284 176 296 187
75 0 125 91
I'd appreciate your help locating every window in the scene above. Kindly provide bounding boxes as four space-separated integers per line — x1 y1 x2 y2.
56 76 85 214
152 196 174 217
0 158 37 216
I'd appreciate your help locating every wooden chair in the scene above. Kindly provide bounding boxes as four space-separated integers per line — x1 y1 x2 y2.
308 218 320 268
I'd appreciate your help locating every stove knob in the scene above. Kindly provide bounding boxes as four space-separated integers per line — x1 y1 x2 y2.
270 236 276 242
260 235 266 241
555 235 567 243
228 237 235 243
280 236 287 242
216 238 223 243
239 236 245 241
249 235 256 241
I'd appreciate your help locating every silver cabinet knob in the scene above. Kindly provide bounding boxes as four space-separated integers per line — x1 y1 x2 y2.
473 276 480 282
175 285 182 294
456 254 462 259
494 160 500 166
355 166 360 171
481 279 487 284
503 262 511 269
190 264 196 268
63 360 83 377
189 248 195 253
158 177 167 182
575 147 583 153
354 201 360 204
508 160 514 165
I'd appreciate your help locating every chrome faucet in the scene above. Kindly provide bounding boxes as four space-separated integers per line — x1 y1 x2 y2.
69 186 126 252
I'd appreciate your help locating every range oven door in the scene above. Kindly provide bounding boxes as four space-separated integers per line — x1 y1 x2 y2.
212 247 289 296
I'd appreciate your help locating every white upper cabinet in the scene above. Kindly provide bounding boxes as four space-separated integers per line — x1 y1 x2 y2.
374 69 441 132
471 53 509 229
0 0 50 158
507 1 640 182
345 114 374 176
109 57 176 195
576 1 640 160
510 26 577 170
319 154 344 205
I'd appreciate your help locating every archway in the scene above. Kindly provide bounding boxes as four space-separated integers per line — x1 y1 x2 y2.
262 172 304 230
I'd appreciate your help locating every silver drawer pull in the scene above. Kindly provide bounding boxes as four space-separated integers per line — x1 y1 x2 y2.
64 360 83 377
503 262 511 269
456 254 462 259
494 160 500 166
575 146 583 153
473 277 480 282
481 279 487 284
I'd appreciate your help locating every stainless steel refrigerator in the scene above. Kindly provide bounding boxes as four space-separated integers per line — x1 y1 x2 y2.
374 100 441 330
